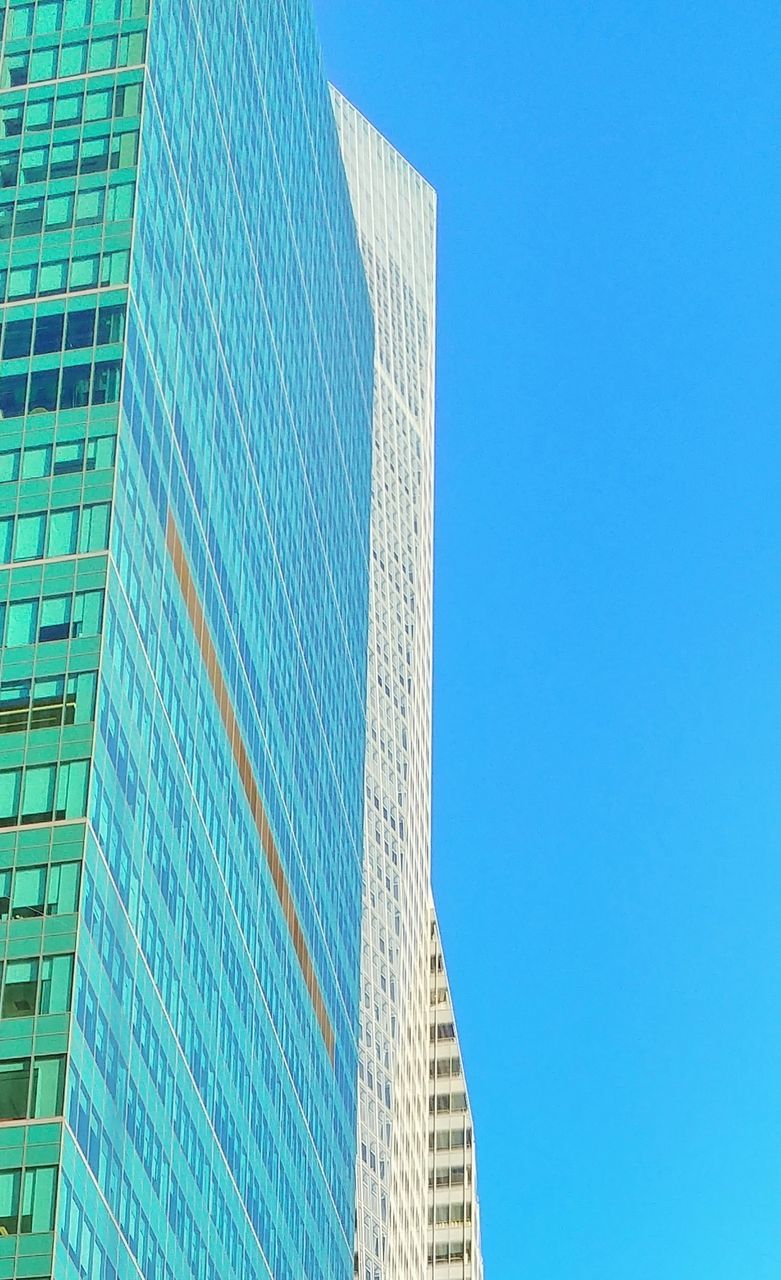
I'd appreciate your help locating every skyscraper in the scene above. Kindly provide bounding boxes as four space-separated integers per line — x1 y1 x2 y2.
0 5 373 1280
428 910 483 1280
333 91 483 1280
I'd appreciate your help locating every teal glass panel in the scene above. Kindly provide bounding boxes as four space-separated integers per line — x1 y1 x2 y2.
21 1165 57 1233
39 954 73 1014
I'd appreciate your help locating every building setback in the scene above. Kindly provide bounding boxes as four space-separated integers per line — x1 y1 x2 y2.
0 4 374 1279
333 92 484 1280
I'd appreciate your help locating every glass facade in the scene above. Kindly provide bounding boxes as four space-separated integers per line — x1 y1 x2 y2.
0 3 374 1279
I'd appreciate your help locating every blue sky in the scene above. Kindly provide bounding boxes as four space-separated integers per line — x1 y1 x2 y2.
313 3 781 1276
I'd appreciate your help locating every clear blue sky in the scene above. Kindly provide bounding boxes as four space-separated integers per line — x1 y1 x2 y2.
313 3 781 1276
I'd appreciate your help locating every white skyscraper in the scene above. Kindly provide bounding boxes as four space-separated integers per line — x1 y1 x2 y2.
428 910 484 1280
333 91 484 1280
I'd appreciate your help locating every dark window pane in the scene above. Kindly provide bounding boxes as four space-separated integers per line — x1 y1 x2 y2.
14 198 43 236
28 368 58 412
60 363 91 409
92 360 120 404
33 312 64 355
2 960 38 1018
0 375 27 419
0 1061 30 1120
65 307 95 350
97 303 125 345
2 318 32 360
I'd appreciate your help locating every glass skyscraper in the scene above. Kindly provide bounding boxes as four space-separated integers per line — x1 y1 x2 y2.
333 91 484 1280
0 4 374 1280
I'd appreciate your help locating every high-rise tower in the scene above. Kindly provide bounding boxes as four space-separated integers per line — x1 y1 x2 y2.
333 91 485 1280
0 5 373 1279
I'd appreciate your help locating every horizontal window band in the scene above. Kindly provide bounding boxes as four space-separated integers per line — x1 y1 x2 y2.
165 512 335 1063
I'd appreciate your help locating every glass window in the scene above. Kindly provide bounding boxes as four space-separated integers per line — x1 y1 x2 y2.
0 449 20 482
0 678 30 733
21 764 55 823
34 312 64 355
79 503 109 552
14 513 46 561
0 1061 30 1120
39 260 67 295
53 441 84 475
30 1056 65 1118
0 1170 21 1235
3 960 39 1018
49 142 78 181
55 760 88 819
38 594 70 642
12 868 46 919
60 362 91 409
92 360 121 404
75 190 103 225
69 256 98 291
22 444 52 479
0 768 20 829
54 86 83 125
14 198 45 237
72 589 102 636
0 105 24 137
45 194 72 229
6 599 37 646
0 869 11 918
0 516 12 562
2 317 32 359
85 87 112 122
26 99 53 131
97 304 125 345
88 434 115 469
47 863 80 916
0 373 28 418
34 2 64 36
47 507 78 557
10 6 34 38
28 368 59 412
65 307 94 350
21 1166 56 1234
39 955 73 1015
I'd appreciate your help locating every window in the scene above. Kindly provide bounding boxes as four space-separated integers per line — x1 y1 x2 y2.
4 600 37 647
37 594 69 643
34 312 64 355
0 449 20 482
0 374 27 418
0 760 88 827
14 513 46 560
21 765 55 823
47 507 78 557
3 960 39 1018
0 1170 21 1235
39 955 73 1014
0 1061 30 1120
10 868 46 919
31 1055 66 1117
0 770 22 828
0 954 73 1020
21 1165 56 1233
2 318 32 359
0 862 80 922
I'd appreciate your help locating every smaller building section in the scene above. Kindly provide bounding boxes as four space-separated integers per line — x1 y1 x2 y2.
428 910 484 1280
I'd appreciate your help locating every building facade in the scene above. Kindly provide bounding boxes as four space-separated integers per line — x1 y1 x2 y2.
427 910 483 1280
334 93 484 1280
0 4 374 1280
332 91 436 1280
